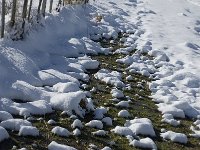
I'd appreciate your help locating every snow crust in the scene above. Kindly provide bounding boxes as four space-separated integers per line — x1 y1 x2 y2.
48 141 77 150
51 126 71 137
160 131 188 144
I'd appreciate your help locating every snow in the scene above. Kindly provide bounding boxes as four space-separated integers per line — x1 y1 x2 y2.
94 69 125 87
118 110 130 118
51 126 71 137
160 131 188 144
101 146 112 150
0 111 13 121
92 130 108 136
94 107 107 119
115 101 129 108
111 88 124 98
50 91 86 118
102 117 113 126
71 119 83 129
125 118 156 137
0 126 9 142
73 128 81 136
0 119 32 131
111 126 133 136
47 119 57 125
85 120 104 129
130 137 157 150
161 114 180 126
18 126 39 136
78 56 99 70
53 82 80 93
48 141 77 150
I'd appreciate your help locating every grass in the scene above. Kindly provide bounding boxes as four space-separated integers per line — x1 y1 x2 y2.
1 33 199 150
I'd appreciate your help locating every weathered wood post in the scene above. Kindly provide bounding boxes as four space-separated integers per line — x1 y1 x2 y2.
27 0 33 21
49 0 53 13
37 0 42 15
41 0 47 17
10 0 17 27
21 0 28 38
1 0 6 38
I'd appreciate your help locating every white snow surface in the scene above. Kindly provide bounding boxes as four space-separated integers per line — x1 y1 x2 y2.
160 131 188 144
85 120 104 129
18 126 39 136
0 126 9 142
0 119 32 131
51 126 71 137
48 141 77 150
130 137 157 150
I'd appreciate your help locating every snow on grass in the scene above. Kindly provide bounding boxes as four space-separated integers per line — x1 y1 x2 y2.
73 128 81 136
92 130 108 136
0 126 9 142
0 98 53 117
125 118 156 137
118 110 130 118
101 146 112 150
94 69 125 88
78 56 99 70
71 119 83 129
115 101 129 108
50 91 86 118
53 82 80 93
111 126 133 136
111 88 124 98
160 131 188 144
85 120 103 129
48 141 77 150
102 117 113 126
18 126 39 137
47 119 57 125
0 119 32 131
130 137 157 150
94 107 108 119
51 126 71 137
161 114 180 126
0 111 13 121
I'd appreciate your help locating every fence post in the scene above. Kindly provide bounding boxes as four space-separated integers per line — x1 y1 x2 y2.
21 0 28 38
37 0 42 15
1 0 6 38
10 0 17 27
28 0 33 21
41 0 47 17
49 0 53 13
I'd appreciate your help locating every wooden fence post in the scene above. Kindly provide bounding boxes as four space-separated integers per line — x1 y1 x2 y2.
21 0 28 38
27 0 33 21
41 0 47 17
22 0 28 20
10 0 17 27
37 0 42 15
1 0 6 38
49 0 53 13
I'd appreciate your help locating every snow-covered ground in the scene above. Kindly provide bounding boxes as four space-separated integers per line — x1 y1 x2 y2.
0 0 200 149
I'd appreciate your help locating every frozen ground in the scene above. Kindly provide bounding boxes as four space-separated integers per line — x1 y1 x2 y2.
0 0 200 149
